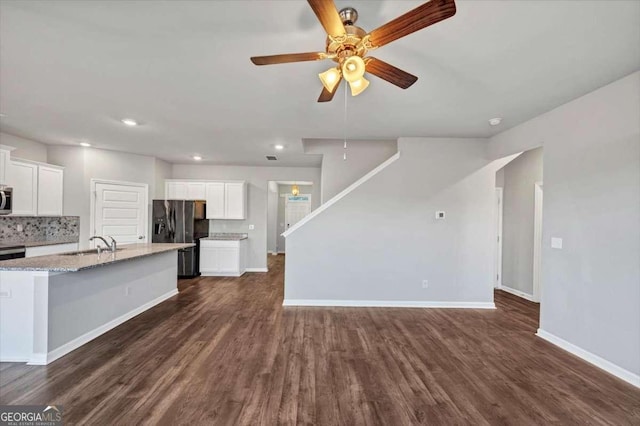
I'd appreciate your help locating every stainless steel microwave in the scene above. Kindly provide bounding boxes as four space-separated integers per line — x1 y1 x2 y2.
0 187 13 215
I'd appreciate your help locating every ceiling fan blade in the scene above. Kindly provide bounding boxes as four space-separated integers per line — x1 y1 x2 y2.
365 58 418 89
367 0 456 48
307 0 346 37
250 52 327 66
318 78 342 102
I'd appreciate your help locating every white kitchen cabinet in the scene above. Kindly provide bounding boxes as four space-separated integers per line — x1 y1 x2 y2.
165 181 207 200
37 165 64 215
205 182 225 219
7 159 64 216
8 160 38 215
166 181 187 199
25 243 79 258
186 182 206 200
200 239 247 277
224 182 246 219
0 149 9 185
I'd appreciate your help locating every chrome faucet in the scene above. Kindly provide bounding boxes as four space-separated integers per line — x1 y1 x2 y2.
89 236 117 253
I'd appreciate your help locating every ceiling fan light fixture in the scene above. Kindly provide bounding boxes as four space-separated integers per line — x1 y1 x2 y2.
318 67 341 93
349 77 370 96
341 56 366 83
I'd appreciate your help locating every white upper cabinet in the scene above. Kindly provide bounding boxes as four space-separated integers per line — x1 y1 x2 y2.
0 149 10 185
224 182 246 219
166 181 187 199
8 160 38 215
166 180 246 220
6 159 64 216
186 182 206 200
165 181 207 200
37 165 64 215
205 182 225 219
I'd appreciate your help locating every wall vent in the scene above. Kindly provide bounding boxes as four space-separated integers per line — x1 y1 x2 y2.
266 155 277 160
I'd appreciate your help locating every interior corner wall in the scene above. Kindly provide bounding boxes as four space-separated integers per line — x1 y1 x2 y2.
500 147 543 296
304 139 397 203
488 71 640 379
285 137 514 305
0 132 48 163
171 164 321 270
47 146 158 249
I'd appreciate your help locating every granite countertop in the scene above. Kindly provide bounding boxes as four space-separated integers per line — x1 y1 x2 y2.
201 233 248 241
7 237 80 248
0 243 194 272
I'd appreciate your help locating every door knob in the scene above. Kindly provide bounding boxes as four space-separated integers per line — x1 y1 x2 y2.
138 236 145 240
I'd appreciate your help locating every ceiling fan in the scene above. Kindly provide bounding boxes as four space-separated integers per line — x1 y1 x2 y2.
250 0 456 102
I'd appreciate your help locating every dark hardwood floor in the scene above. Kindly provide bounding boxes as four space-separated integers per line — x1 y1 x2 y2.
1 255 638 425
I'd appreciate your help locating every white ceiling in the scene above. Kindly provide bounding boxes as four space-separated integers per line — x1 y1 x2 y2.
0 1 638 167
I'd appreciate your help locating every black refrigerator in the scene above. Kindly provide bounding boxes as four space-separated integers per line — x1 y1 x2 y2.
152 200 209 278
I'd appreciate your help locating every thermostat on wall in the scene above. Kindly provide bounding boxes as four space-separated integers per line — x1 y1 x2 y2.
435 211 446 220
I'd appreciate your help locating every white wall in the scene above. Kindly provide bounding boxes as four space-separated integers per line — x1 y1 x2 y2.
0 132 48 163
304 139 397 202
488 71 640 381
500 147 543 296
267 181 278 253
47 146 160 249
171 164 321 270
285 138 515 305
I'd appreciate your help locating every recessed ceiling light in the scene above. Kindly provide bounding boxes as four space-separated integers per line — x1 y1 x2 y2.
489 117 502 126
79 142 91 147
193 155 202 161
274 144 284 150
121 118 138 126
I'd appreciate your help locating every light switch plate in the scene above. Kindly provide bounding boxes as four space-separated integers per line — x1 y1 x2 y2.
435 211 446 220
248 224 255 230
551 237 563 249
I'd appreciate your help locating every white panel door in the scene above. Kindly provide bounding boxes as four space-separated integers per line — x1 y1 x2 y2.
8 160 38 215
93 181 148 246
285 196 311 230
225 182 245 219
186 182 206 200
37 165 64 216
206 182 225 219
166 182 187 200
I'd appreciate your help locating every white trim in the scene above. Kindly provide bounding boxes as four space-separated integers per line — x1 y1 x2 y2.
536 329 640 388
90 178 149 248
494 187 503 288
245 268 268 273
533 181 543 302
282 151 401 237
498 285 537 302
28 289 178 365
283 299 495 309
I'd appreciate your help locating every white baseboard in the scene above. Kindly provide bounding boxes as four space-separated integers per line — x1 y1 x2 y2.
536 328 640 388
29 289 178 365
283 299 495 309
0 356 30 363
498 285 537 302
245 268 268 273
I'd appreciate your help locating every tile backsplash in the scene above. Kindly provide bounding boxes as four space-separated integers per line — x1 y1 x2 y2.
0 216 80 244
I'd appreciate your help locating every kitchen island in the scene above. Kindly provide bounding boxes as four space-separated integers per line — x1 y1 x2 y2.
0 243 193 364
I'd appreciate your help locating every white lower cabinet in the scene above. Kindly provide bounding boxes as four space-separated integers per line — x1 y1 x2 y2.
25 243 79 258
200 239 246 277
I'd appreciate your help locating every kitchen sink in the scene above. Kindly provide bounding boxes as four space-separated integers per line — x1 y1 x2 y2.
62 248 125 256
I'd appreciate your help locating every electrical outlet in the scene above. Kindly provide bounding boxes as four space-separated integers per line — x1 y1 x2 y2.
422 280 429 289
125 286 131 296
248 224 255 230
551 237 563 249
16 224 23 232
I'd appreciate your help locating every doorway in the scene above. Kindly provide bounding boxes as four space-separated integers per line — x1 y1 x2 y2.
533 182 543 302
90 179 149 247
267 181 313 255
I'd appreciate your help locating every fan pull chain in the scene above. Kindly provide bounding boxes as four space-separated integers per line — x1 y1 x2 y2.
343 81 348 161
